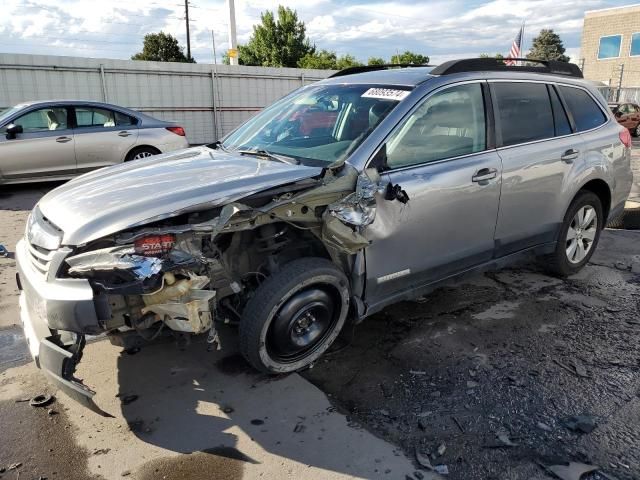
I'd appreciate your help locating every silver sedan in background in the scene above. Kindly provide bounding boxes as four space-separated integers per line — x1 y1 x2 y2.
0 100 189 184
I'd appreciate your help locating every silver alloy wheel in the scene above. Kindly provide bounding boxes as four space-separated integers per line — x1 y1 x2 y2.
566 205 598 264
133 151 154 159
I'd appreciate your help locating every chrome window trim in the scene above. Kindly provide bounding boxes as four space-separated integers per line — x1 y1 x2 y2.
597 34 623 60
487 79 612 152
364 79 489 171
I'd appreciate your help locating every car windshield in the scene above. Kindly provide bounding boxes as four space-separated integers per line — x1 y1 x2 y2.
0 105 27 126
220 84 412 166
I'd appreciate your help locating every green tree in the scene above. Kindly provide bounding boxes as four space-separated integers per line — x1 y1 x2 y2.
336 54 363 70
298 49 337 69
390 51 429 65
132 32 195 63
479 53 504 60
526 29 570 62
229 5 314 67
368 57 386 65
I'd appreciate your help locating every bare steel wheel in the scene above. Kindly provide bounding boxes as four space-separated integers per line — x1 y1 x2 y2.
565 205 598 264
544 190 603 277
239 258 350 373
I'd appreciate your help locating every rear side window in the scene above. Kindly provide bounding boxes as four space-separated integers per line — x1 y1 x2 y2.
493 83 554 146
558 86 607 132
115 111 137 126
549 86 572 136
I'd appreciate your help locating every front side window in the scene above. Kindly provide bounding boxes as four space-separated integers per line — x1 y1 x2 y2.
221 84 410 166
14 107 68 132
75 107 117 128
631 33 640 56
384 83 486 169
493 82 554 146
559 86 607 132
598 35 622 59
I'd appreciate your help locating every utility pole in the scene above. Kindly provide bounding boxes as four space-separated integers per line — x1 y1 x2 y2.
185 0 191 61
227 0 238 65
616 63 625 102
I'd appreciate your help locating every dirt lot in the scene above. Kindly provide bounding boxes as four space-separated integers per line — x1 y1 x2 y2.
1 147 639 479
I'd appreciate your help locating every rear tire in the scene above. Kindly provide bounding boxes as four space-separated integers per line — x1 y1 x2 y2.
544 191 603 277
239 258 350 374
125 146 160 161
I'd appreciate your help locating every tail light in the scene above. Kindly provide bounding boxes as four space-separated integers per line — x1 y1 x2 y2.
166 126 186 137
134 234 176 256
619 127 632 148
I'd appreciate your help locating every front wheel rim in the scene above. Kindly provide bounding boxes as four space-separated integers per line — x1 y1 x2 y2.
134 151 154 159
566 205 598 264
267 287 339 364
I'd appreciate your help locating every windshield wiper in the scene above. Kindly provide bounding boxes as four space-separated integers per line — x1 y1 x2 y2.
235 149 299 165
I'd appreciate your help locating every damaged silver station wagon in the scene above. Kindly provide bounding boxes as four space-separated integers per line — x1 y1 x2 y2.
16 58 633 412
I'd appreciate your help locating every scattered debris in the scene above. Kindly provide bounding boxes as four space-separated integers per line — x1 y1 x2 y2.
47 409 57 416
93 448 111 456
29 394 54 408
250 419 265 425
0 244 8 257
433 465 449 475
451 416 465 433
415 446 433 469
496 432 519 447
293 423 306 433
546 462 599 480
437 443 446 456
221 406 234 414
466 380 479 389
553 359 590 378
120 394 139 405
536 421 552 432
121 470 131 477
563 415 597 434
8 462 22 470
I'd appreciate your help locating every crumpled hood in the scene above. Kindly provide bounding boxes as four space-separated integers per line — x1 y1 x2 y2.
38 147 323 245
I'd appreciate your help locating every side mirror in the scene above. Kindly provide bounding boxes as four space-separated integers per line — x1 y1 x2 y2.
370 144 389 172
5 124 23 140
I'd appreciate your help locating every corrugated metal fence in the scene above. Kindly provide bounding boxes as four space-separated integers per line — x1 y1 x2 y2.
0 53 334 145
597 86 640 104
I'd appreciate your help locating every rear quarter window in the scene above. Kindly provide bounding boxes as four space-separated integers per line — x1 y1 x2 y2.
558 86 607 132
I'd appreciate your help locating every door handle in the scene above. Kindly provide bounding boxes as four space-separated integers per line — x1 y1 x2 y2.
118 131 132 137
560 148 579 163
472 168 497 183
55 136 72 143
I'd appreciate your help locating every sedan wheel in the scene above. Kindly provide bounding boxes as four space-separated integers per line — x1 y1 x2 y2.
133 151 155 159
565 206 598 264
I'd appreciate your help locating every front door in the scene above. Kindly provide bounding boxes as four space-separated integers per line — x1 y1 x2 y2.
0 106 75 181
364 82 502 303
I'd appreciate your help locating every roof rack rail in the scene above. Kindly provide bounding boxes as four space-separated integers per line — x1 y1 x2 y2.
329 63 433 78
430 58 583 78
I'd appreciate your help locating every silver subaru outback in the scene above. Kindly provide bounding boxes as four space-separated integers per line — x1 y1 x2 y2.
15 58 633 412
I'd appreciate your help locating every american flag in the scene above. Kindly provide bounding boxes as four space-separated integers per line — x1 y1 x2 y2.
505 25 524 66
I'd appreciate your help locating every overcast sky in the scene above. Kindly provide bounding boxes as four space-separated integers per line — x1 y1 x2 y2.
0 0 634 65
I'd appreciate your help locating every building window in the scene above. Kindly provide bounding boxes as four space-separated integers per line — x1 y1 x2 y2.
631 33 640 57
598 35 622 59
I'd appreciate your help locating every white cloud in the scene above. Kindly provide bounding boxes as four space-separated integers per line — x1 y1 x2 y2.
0 0 618 64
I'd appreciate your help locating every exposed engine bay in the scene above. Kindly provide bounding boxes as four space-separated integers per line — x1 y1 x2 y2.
62 165 408 352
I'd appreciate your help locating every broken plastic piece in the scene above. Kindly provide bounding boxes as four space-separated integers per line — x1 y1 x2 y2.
327 171 382 227
385 183 410 204
547 462 599 480
67 246 162 279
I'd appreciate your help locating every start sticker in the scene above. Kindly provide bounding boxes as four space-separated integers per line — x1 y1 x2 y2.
362 88 410 101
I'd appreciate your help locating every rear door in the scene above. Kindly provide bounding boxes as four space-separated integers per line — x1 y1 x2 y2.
364 81 502 301
0 105 75 180
72 106 139 172
491 81 580 256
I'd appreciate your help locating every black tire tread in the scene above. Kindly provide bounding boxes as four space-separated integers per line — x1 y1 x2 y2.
125 146 160 161
239 257 348 373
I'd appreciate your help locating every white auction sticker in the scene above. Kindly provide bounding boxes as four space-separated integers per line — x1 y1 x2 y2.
362 88 410 101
